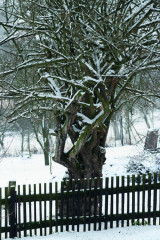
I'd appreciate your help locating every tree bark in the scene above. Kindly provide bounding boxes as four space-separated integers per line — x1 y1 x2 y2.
67 127 107 182
43 146 50 166
58 127 108 217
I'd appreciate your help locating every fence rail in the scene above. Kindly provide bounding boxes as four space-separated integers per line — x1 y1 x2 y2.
0 173 160 239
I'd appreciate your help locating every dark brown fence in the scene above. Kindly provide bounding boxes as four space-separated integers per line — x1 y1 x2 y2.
0 173 160 239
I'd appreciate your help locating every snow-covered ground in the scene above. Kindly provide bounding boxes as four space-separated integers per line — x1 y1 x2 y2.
0 110 160 240
1 144 160 188
9 225 160 240
1 142 160 239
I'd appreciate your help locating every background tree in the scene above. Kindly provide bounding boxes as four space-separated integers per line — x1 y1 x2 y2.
0 99 13 150
0 0 160 184
15 118 33 157
30 110 55 165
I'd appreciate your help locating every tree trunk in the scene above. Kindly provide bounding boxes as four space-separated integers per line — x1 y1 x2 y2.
69 127 107 181
120 116 124 146
112 115 120 144
21 130 25 156
58 127 107 217
125 111 132 145
143 113 150 129
0 138 4 149
42 117 50 166
43 147 50 166
27 129 31 157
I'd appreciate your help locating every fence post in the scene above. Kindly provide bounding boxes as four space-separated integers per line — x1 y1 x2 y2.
9 187 17 238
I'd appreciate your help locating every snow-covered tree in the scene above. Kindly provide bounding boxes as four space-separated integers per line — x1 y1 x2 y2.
0 0 160 182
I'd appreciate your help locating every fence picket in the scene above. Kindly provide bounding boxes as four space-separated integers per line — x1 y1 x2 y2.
44 183 47 236
33 184 37 236
66 181 69 232
17 185 21 238
83 179 87 232
23 185 27 237
77 180 80 232
148 173 151 225
5 187 8 239
137 175 140 224
88 178 92 231
29 185 32 237
104 177 109 229
71 180 75 232
110 177 114 228
60 182 64 233
94 178 98 231
99 178 103 231
39 184 42 236
49 183 53 234
132 175 135 225
153 173 157 225
121 176 124 227
116 176 119 227
55 182 58 233
127 175 130 226
142 174 146 225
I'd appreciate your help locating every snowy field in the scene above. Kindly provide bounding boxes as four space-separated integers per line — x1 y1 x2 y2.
1 144 160 189
1 143 160 239
0 110 160 240
7 225 160 240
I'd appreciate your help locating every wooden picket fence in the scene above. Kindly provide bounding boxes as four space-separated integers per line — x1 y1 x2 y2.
0 173 160 239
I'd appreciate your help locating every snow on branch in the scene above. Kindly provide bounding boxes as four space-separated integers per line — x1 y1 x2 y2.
83 76 102 83
81 60 98 76
138 65 160 71
34 92 70 102
47 75 91 93
139 19 160 28
69 109 107 160
0 57 68 77
124 0 152 23
39 43 70 60
151 7 160 12
41 72 61 97
128 7 152 33
64 90 85 112
77 110 104 125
